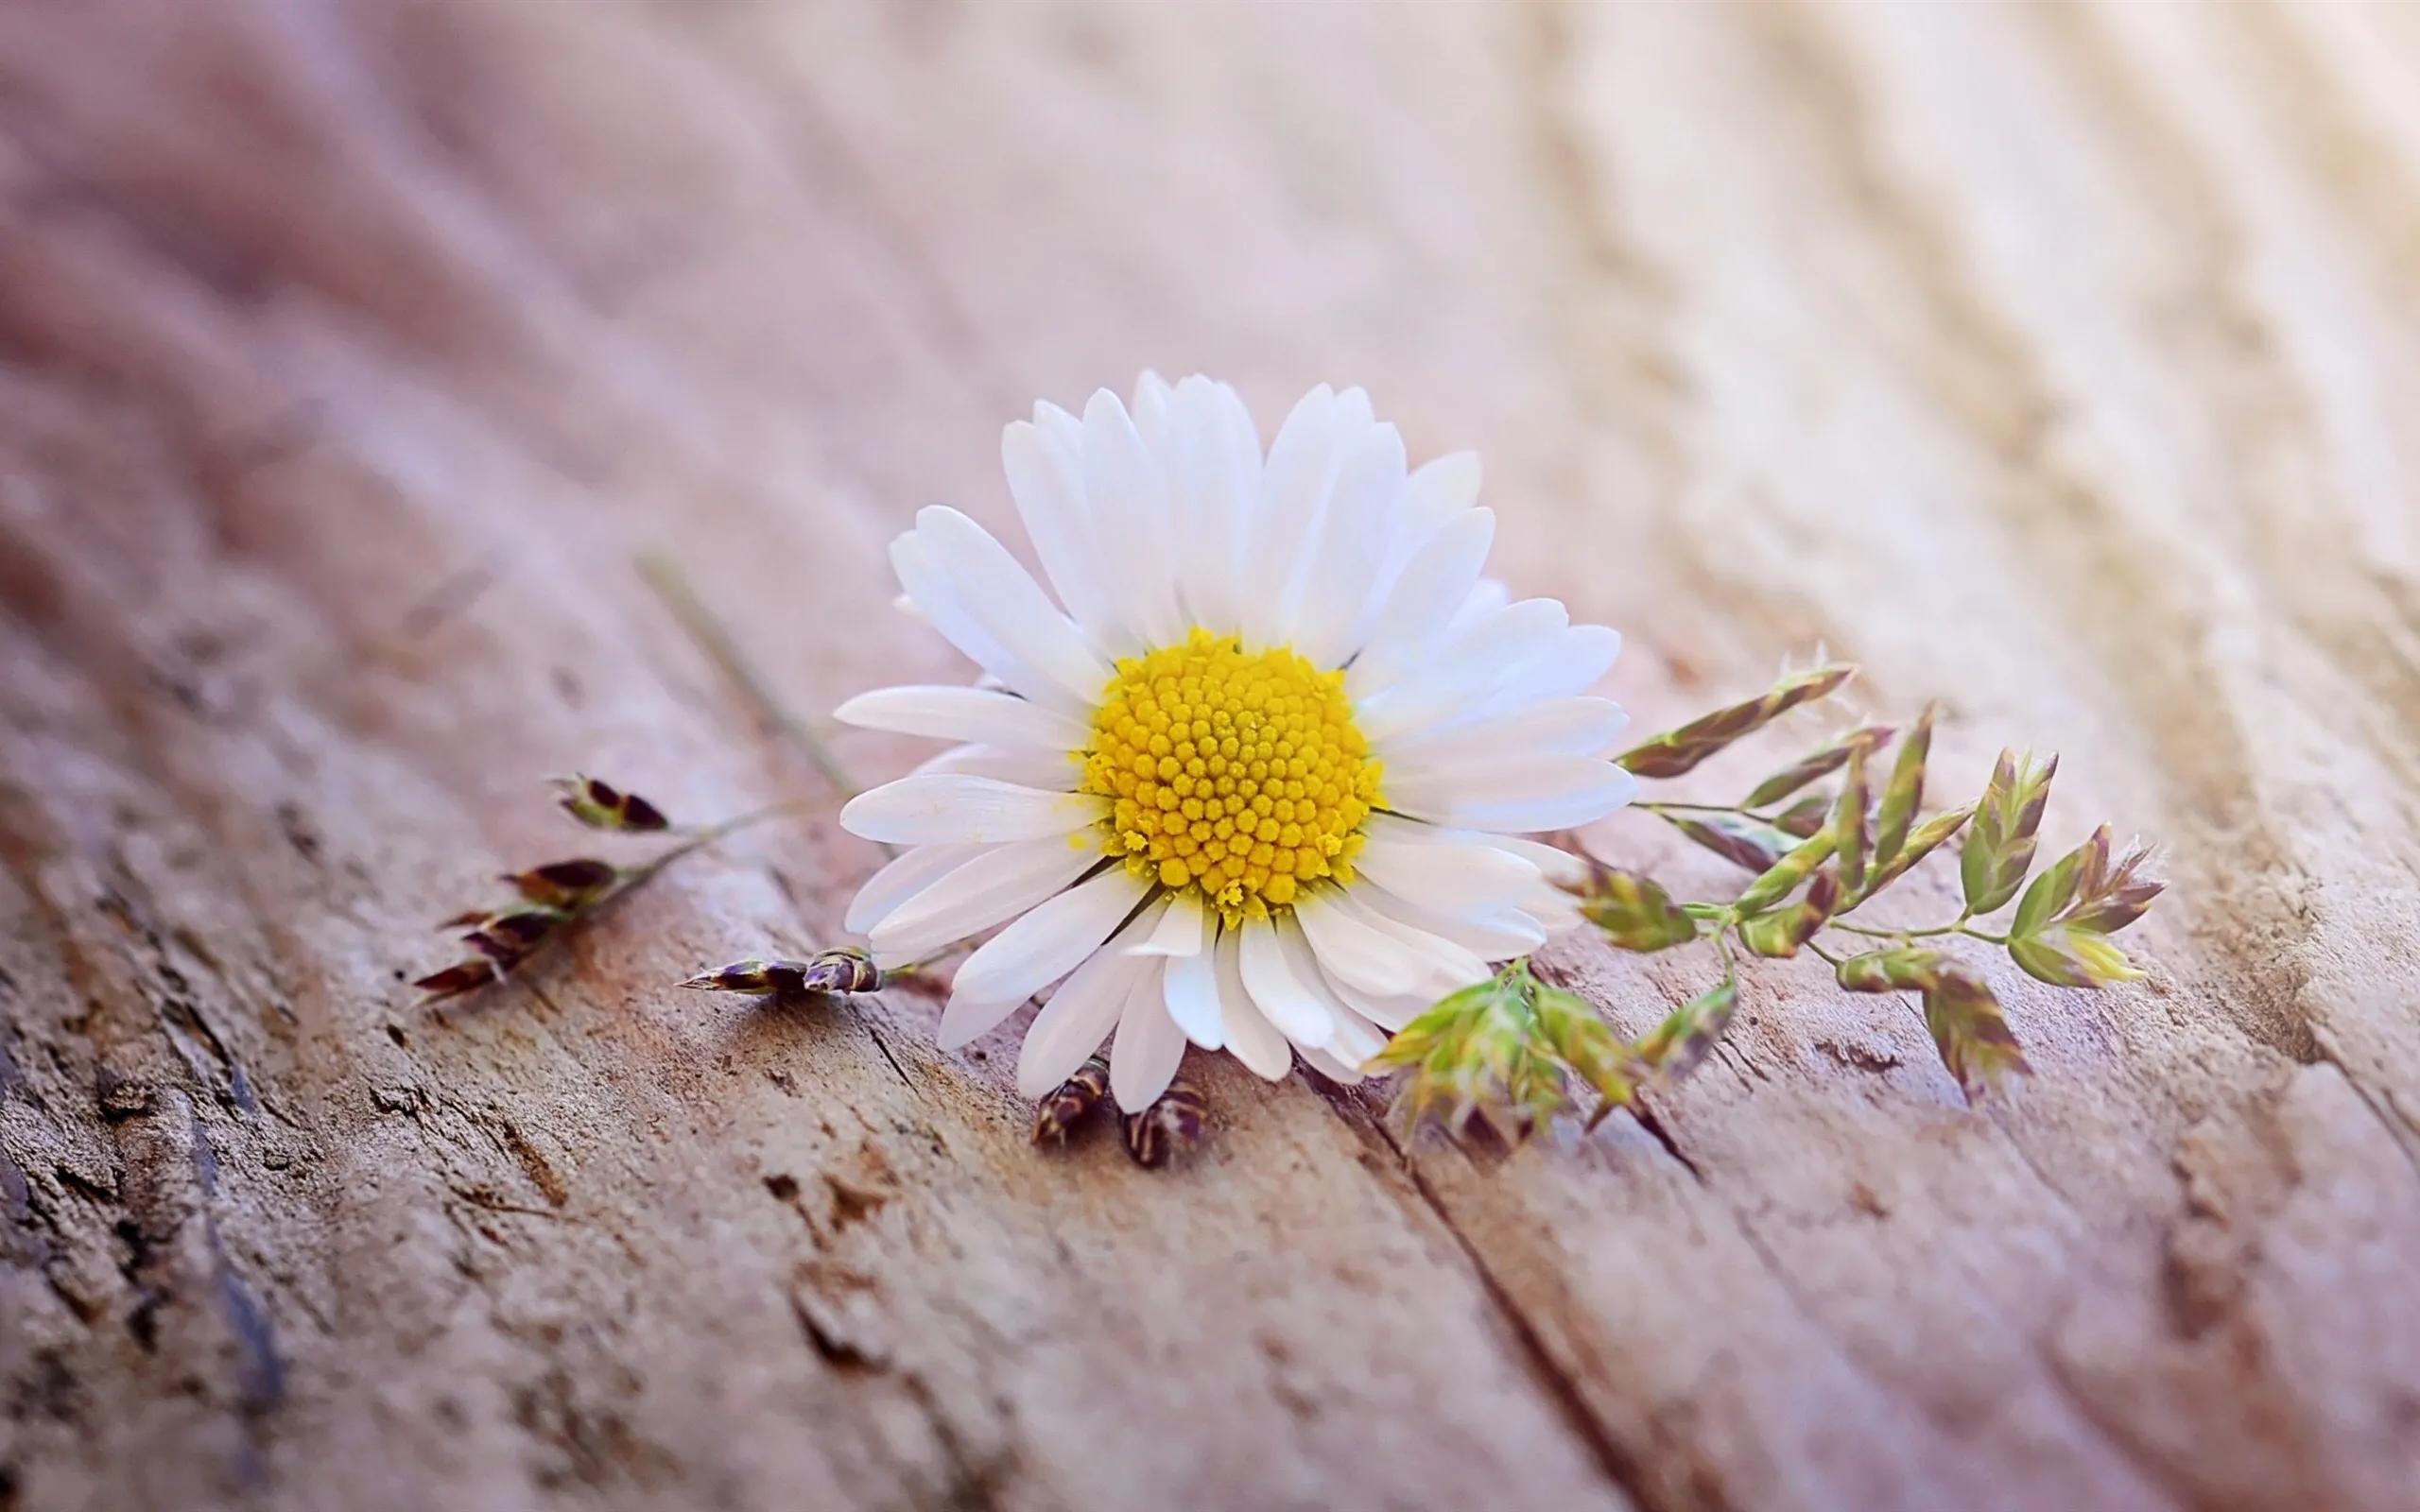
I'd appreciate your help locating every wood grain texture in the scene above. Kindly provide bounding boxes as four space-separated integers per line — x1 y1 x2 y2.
3 3 2417 1509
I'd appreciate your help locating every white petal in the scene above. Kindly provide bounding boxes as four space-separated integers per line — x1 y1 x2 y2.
939 867 1150 1047
1138 379 1205 621
1015 902 1166 1097
1374 621 1624 751
1164 928 1226 1049
1490 833 1592 886
916 507 1113 706
1210 378 1263 468
1326 889 1490 997
1243 385 1340 649
1361 808 1536 847
1359 881 1547 960
1236 919 1336 1049
1447 576 1511 636
1082 390 1187 647
1128 894 1212 958
1275 919 1392 1070
1404 451 1480 531
1510 624 1625 704
1211 384 1263 538
1351 827 1542 917
1300 1045 1370 1085
1316 995 1390 1070
1317 961 1430 1032
1002 418 1126 653
869 836 1105 961
1335 387 1374 429
1385 749 1617 816
891 532 1080 713
836 684 1091 750
844 843 986 936
1482 834 1592 930
1033 399 1084 455
1131 370 1176 446
1291 888 1425 998
1014 963 1130 1097
1288 423 1407 669
1111 964 1189 1109
1388 757 1640 833
1522 884 1586 935
1273 914 1368 1054
1215 926 1294 1079
1164 377 1262 633
911 743 1080 790
1167 377 1258 635
1356 597 1571 745
1380 696 1628 767
1349 508 1495 696
840 775 1103 846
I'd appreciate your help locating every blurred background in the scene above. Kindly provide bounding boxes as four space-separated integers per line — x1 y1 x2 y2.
3 4 2417 1510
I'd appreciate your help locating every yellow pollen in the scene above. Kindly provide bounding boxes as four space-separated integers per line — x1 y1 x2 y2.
1080 627 1380 923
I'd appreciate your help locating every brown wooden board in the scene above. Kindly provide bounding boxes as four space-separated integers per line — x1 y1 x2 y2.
2 4 2416 1508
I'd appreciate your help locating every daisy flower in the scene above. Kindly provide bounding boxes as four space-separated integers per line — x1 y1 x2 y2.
835 375 1636 1111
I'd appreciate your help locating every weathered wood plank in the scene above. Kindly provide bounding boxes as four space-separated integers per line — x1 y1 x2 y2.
2 3 2415 1510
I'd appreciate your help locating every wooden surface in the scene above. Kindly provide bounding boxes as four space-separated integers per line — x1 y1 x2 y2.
4 3 2419 1509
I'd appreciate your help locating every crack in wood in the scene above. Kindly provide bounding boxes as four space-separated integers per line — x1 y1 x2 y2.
3 4 2417 1505
1309 1081 1675 1512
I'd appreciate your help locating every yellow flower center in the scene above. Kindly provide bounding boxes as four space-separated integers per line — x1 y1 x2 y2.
1080 627 1381 921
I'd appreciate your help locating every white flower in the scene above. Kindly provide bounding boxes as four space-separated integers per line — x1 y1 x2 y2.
836 375 1635 1110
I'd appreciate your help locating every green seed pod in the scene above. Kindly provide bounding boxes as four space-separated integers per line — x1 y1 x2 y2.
1734 828 1838 915
1871 703 1934 868
1567 868 1701 953
1834 946 1949 994
503 858 620 911
1737 871 1839 959
1741 723 1895 809
1858 806 1971 898
680 947 881 997
1033 1055 1112 1144
1922 970 2031 1100
553 773 671 832
1533 984 1638 1126
1616 665 1857 780
1961 750 2056 916
1122 1079 1207 1167
1665 812 1797 873
1772 792 1834 838
1833 750 1871 896
413 958 501 1003
2008 925 2143 989
2063 831 2164 935
2013 840 2089 939
1633 977 1740 1087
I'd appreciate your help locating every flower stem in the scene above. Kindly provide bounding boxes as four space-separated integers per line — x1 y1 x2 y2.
1824 919 2008 946
621 796 829 890
638 553 864 801
1640 799 1783 822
